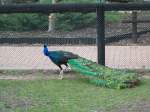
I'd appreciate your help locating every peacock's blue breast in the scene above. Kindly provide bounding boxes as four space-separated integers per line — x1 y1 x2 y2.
48 52 64 64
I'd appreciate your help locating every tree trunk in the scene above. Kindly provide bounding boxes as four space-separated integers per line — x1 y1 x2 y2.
48 0 57 32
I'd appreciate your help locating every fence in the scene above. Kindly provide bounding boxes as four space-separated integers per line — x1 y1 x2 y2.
0 3 150 67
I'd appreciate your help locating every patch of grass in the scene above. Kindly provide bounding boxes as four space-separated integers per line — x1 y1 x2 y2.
0 70 57 76
0 76 149 112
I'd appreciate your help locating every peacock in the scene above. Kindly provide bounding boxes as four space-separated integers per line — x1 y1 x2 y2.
43 45 140 89
43 44 78 79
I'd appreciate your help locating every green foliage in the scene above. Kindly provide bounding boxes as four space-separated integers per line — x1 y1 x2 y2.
60 11 122 30
107 0 141 2
0 0 123 31
54 0 123 31
106 11 124 23
0 14 48 31
109 0 142 2
13 0 38 3
59 0 96 3
39 0 52 4
107 0 130 2
39 0 97 31
55 11 122 31
55 13 96 30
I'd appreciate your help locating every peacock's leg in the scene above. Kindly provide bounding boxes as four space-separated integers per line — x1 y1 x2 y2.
64 63 71 71
59 69 64 80
58 65 64 80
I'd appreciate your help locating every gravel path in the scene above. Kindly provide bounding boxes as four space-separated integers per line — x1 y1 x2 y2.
0 45 150 70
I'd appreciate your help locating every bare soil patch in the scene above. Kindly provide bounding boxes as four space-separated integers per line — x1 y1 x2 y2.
0 70 79 80
118 100 150 112
0 69 149 80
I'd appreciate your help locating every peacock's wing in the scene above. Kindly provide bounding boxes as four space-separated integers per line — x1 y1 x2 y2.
55 51 78 60
48 51 78 64
68 57 140 89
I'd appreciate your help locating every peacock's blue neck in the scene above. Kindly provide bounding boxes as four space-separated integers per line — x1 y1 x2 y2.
43 46 49 56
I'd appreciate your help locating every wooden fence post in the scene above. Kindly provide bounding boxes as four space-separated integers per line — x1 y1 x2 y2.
96 4 105 66
132 11 138 42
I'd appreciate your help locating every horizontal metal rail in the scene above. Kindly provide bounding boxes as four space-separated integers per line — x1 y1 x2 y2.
1 3 150 14
0 4 97 13
0 37 96 45
104 3 150 11
105 29 150 43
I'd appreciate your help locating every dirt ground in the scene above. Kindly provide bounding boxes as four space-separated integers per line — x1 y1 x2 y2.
0 69 149 80
117 100 150 112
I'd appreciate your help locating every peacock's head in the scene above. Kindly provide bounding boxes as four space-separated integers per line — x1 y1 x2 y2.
44 44 47 48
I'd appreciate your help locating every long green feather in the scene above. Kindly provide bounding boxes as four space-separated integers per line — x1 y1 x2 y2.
68 57 140 89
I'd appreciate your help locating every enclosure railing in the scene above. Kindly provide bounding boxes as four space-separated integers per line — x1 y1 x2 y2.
1 3 150 65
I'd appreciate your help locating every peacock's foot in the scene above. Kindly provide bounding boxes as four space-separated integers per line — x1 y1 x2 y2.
64 66 71 72
58 70 64 80
58 75 63 80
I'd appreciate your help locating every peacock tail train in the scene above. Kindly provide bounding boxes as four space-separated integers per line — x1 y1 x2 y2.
68 57 140 89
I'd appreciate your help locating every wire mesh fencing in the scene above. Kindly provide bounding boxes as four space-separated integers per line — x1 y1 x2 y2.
106 10 150 45
0 3 150 70
0 11 98 70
